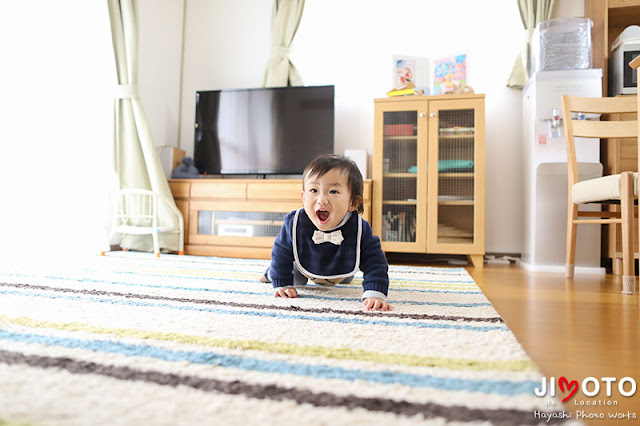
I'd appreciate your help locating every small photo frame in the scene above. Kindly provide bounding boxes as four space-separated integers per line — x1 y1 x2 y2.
432 53 468 95
392 55 431 95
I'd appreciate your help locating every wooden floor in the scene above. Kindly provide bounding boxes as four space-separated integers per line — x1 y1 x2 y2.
470 265 640 424
390 257 640 425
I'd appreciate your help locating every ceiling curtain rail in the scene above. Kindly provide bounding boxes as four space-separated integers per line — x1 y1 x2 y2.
107 0 183 253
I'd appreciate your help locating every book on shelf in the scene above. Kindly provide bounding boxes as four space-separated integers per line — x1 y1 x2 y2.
438 159 474 172
437 195 473 201
439 127 475 136
382 210 416 242
383 124 416 136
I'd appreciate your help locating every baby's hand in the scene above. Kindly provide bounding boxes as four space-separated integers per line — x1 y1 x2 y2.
363 297 392 312
275 287 298 298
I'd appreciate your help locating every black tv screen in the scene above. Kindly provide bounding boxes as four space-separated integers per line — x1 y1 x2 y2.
194 85 335 175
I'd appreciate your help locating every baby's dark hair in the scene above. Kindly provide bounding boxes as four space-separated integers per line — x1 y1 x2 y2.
303 154 364 214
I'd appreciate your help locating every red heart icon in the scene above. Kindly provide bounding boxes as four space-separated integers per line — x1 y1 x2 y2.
559 376 579 402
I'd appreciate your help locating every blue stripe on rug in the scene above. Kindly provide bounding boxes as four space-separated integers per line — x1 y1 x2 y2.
330 285 482 294
0 329 536 396
0 289 506 331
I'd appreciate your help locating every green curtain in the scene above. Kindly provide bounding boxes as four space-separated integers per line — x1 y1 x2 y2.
107 0 182 252
507 0 557 89
262 0 305 87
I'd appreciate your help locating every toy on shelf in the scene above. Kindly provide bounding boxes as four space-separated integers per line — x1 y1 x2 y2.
386 81 429 97
387 81 417 97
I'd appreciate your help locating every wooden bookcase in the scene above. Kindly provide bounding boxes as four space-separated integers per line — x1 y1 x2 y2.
372 94 485 268
169 179 371 259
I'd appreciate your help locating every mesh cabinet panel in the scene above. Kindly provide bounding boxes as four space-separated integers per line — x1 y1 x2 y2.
381 111 418 243
436 109 475 244
197 211 287 237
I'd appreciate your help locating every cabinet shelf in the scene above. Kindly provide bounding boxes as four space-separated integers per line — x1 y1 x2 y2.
384 136 417 141
439 135 475 140
382 200 418 205
383 173 417 178
384 172 475 179
438 236 474 244
438 200 474 206
215 219 284 226
439 172 474 178
373 94 485 268
438 223 473 239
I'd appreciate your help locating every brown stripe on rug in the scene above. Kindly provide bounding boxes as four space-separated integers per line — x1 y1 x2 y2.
0 349 568 425
0 281 503 323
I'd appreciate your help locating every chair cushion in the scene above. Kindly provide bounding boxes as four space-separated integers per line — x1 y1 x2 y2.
572 173 638 204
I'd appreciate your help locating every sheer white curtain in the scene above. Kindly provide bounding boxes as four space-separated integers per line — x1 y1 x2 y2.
107 0 182 252
507 0 557 88
262 0 306 87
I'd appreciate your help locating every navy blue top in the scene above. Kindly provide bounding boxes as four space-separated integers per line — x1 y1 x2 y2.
269 209 389 298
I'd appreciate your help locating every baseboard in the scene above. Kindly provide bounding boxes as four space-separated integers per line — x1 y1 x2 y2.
516 259 606 275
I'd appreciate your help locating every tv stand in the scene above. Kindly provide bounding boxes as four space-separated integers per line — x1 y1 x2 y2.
169 178 372 258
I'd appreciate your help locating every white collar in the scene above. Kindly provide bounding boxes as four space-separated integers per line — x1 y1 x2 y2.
321 211 352 232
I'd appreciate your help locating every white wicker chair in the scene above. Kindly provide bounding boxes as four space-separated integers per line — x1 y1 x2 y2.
116 188 184 257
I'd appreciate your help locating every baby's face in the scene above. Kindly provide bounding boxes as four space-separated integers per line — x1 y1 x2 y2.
301 168 355 231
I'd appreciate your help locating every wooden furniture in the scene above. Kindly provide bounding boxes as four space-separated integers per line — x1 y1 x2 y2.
632 57 640 281
599 95 638 274
562 95 637 294
372 94 485 268
159 147 186 177
168 178 372 258
585 1 640 272
585 0 640 97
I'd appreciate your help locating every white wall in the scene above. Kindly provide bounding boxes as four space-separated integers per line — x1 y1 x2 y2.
138 0 185 148
0 0 583 260
0 1 114 264
177 0 272 150
292 0 525 254
165 0 512 253
136 0 586 255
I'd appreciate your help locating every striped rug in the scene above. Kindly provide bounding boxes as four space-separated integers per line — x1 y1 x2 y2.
0 252 577 425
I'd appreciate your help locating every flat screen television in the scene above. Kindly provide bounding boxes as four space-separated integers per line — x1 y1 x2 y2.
193 85 335 175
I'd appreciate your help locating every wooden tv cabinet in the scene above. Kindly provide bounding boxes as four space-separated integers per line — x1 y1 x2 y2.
168 178 372 259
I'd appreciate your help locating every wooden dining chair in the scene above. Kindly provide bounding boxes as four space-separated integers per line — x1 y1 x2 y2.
562 95 638 294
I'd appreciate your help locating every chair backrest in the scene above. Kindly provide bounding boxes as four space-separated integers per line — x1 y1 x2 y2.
562 95 637 186
117 188 158 229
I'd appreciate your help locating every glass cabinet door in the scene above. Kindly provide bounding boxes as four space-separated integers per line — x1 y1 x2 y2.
427 99 484 253
188 201 303 248
197 211 287 238
374 102 427 252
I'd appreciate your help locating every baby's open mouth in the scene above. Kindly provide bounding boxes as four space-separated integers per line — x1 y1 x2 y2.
316 209 330 224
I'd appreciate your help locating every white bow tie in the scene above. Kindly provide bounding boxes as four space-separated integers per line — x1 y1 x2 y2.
312 229 344 245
